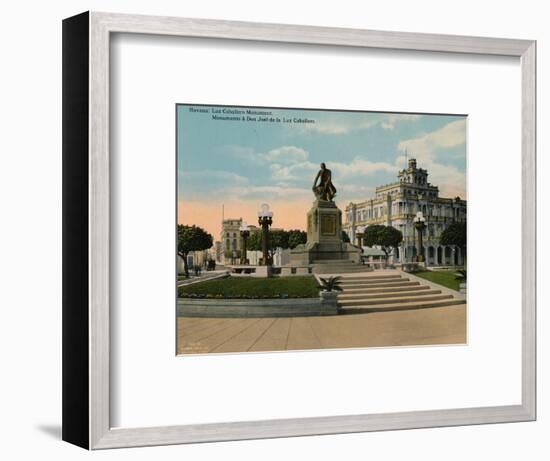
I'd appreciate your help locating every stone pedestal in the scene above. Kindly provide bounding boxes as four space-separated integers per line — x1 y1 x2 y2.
307 199 342 245
289 200 361 267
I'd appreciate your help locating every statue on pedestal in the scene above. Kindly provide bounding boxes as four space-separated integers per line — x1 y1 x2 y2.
287 161 362 271
312 163 336 202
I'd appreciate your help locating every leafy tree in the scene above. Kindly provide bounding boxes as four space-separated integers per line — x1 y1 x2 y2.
363 224 403 261
248 229 289 259
247 231 262 252
440 221 467 250
288 229 307 249
270 230 289 253
224 249 241 263
177 225 213 277
440 221 467 263
363 225 384 249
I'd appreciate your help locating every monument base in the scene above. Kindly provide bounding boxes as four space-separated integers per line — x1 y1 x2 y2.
288 199 362 273
289 241 362 265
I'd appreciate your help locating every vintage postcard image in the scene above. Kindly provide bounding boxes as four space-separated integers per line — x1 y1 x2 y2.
176 104 467 354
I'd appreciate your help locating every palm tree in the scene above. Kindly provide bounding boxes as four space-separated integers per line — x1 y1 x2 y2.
455 269 467 282
317 276 344 292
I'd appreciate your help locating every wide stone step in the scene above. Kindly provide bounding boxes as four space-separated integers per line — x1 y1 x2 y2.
312 259 364 264
312 265 372 274
340 278 409 286
339 299 466 314
338 275 403 282
338 294 453 307
341 285 431 294
340 281 419 289
338 289 442 300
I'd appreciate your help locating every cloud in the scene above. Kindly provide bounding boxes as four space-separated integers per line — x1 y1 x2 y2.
330 157 397 178
178 169 250 201
397 119 467 198
337 183 376 203
179 169 249 184
398 119 466 160
263 146 308 164
227 146 261 163
297 113 421 135
227 145 317 184
380 114 421 130
270 160 318 183
228 185 312 201
302 120 374 135
179 166 313 203
228 145 309 165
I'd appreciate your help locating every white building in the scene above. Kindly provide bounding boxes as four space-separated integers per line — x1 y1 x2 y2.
245 248 290 267
343 159 466 266
220 217 259 264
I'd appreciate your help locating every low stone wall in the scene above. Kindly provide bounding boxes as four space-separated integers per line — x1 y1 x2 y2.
280 266 312 276
177 296 338 318
227 265 271 277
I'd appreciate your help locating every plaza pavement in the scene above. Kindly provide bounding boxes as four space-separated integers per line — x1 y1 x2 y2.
177 302 466 354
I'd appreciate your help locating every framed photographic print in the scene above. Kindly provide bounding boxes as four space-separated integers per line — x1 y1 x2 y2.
63 11 536 449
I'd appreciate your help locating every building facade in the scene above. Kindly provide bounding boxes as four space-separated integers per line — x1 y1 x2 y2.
177 250 210 274
343 159 466 266
220 218 259 264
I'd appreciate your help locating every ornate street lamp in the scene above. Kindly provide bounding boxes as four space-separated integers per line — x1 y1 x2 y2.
239 221 250 265
413 211 426 263
257 203 273 266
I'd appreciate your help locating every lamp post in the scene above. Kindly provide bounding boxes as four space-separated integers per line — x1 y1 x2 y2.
257 203 273 266
451 246 456 267
399 223 405 264
355 226 365 249
413 211 426 263
239 222 250 265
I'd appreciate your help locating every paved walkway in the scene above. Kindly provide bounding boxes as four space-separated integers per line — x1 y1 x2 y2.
177 304 466 354
177 270 229 287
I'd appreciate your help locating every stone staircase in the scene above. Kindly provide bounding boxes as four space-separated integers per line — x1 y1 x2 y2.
337 273 465 314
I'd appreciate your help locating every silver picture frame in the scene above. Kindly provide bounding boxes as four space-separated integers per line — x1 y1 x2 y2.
62 11 536 449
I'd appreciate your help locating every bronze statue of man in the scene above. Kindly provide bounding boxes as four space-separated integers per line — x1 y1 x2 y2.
312 162 337 201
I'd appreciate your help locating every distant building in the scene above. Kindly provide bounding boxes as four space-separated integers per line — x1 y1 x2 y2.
220 217 293 265
220 218 259 264
343 159 466 266
178 249 212 273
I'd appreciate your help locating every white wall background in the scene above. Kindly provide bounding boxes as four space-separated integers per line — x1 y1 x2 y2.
0 0 546 459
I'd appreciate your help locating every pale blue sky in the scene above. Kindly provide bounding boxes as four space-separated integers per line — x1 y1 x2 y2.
177 104 467 235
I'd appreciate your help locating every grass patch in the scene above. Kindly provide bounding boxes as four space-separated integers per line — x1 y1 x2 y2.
178 276 319 299
414 270 461 292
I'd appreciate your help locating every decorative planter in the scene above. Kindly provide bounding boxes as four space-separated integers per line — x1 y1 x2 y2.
401 262 420 273
319 290 339 307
